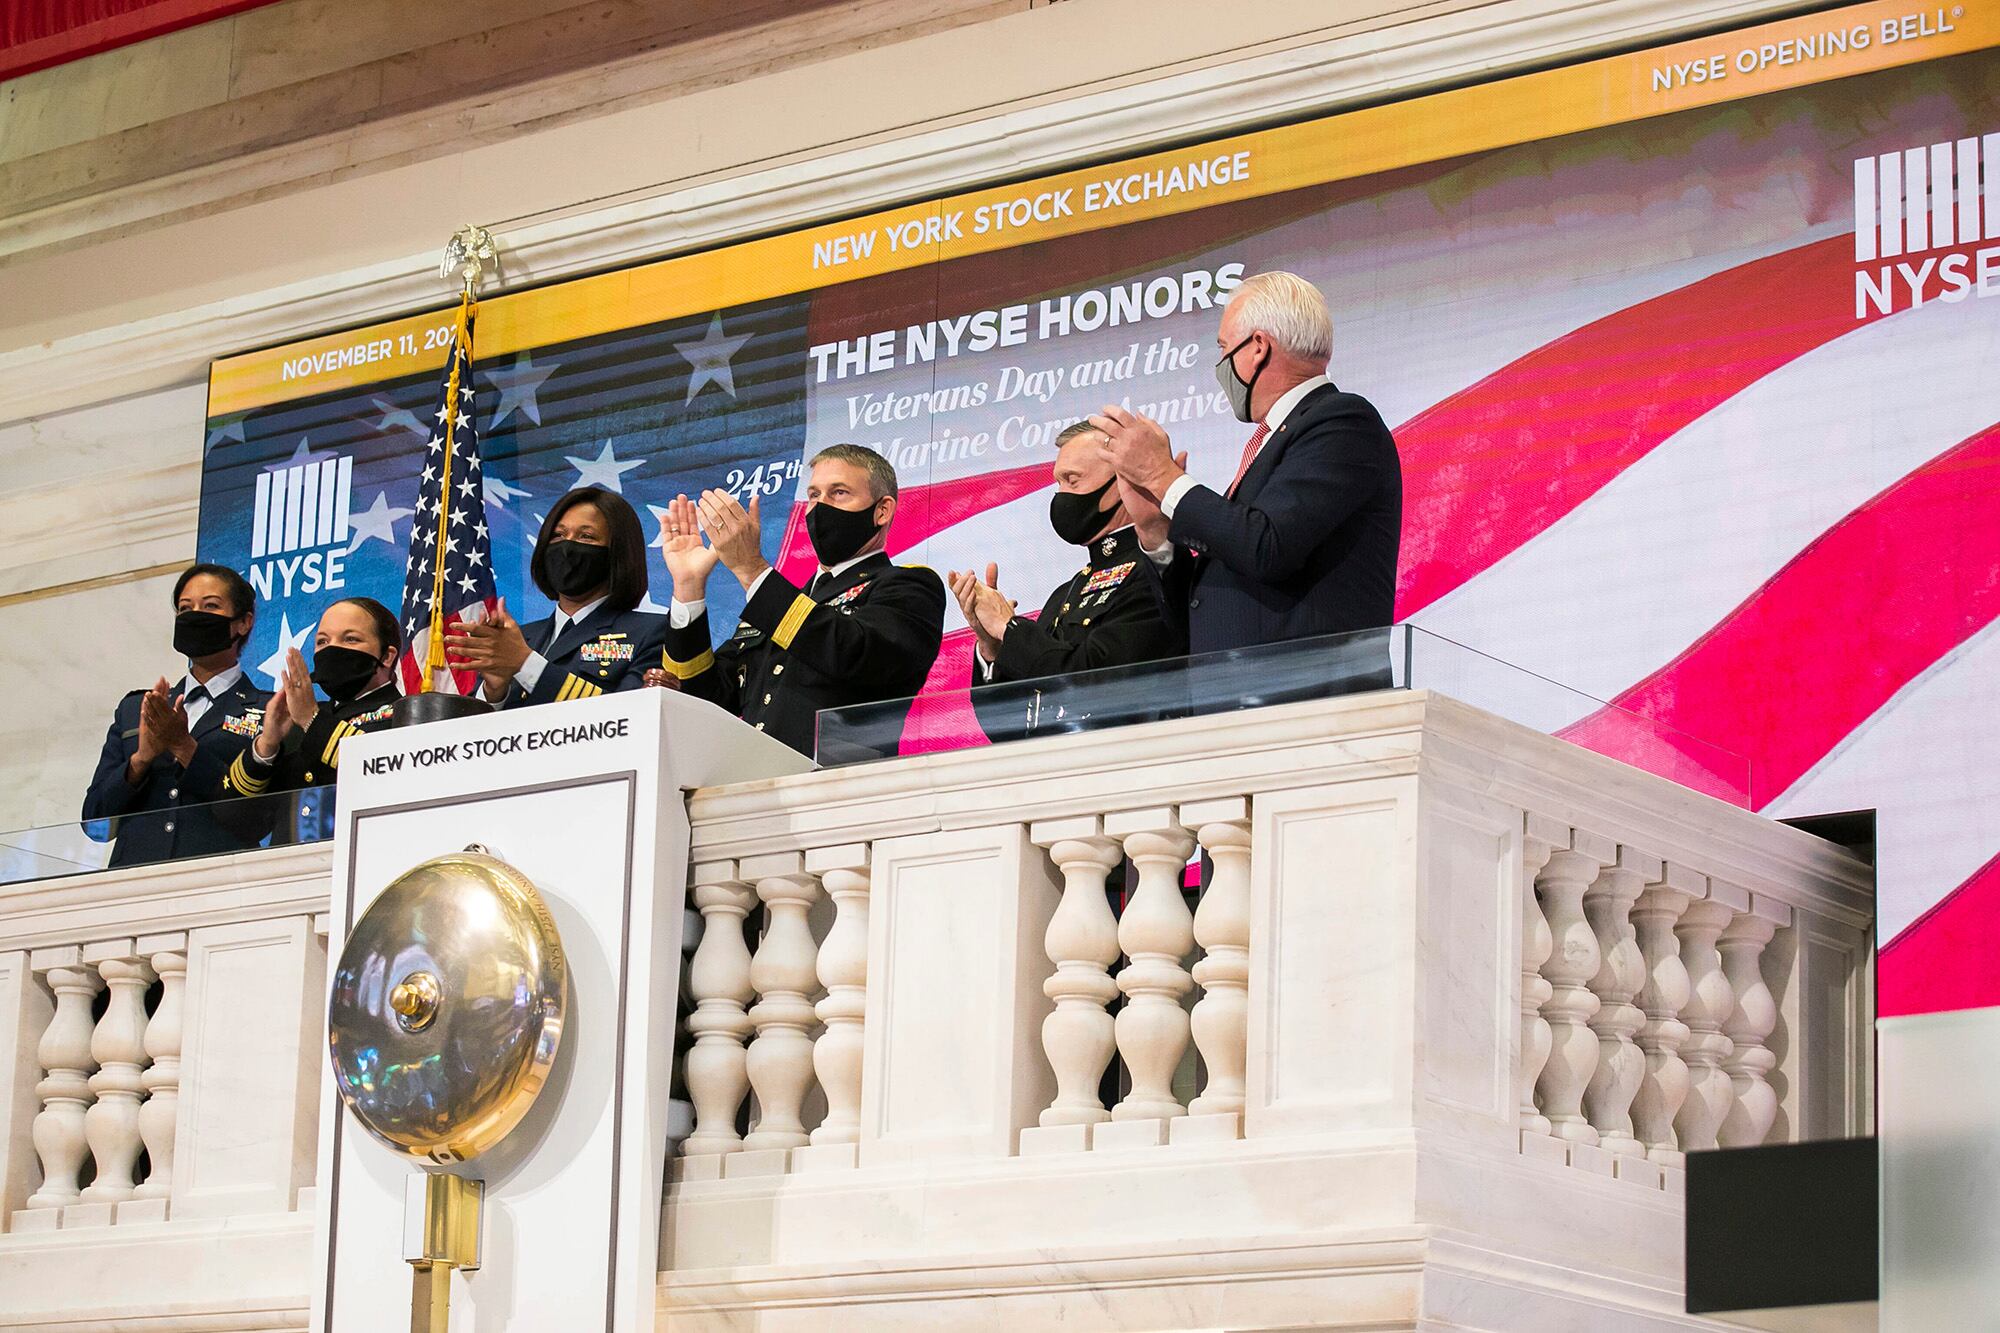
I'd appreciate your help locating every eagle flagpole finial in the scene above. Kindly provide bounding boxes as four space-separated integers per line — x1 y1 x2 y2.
439 224 497 296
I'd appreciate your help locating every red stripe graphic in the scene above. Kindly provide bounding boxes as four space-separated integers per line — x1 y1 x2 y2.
774 462 1052 581
1395 235 1883 619
1560 421 2000 806
1880 853 2000 1017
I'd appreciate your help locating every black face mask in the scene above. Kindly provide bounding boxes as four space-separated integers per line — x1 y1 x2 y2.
310 645 384 703
1049 475 1119 546
542 539 612 599
173 609 240 659
807 501 882 567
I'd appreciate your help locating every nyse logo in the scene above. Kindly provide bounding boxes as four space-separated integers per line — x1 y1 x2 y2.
248 453 352 600
1854 133 2000 318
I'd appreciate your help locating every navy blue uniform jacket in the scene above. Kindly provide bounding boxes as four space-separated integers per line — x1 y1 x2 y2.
82 673 266 868
499 604 667 708
1156 383 1402 654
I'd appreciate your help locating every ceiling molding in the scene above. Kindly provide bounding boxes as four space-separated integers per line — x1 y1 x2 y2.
0 0 1808 426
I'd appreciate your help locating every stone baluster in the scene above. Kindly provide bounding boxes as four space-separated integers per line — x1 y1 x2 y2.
681 862 756 1159
1674 885 1745 1155
1583 848 1653 1157
1630 864 1700 1166
742 855 822 1153
1718 899 1788 1148
25 948 105 1211
1519 814 1565 1137
1534 833 1611 1144
1031 823 1125 1128
79 945 157 1208
133 939 187 1209
1186 800 1251 1121
1107 809 1197 1125
809 846 871 1154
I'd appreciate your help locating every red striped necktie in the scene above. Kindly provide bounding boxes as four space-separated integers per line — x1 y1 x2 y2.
1225 422 1270 498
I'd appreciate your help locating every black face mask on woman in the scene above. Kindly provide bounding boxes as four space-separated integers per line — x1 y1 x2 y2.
806 501 882 567
1048 475 1118 546
173 609 239 659
542 539 612 599
310 646 384 703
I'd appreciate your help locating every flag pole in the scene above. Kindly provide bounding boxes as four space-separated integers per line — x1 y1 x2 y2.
421 285 475 693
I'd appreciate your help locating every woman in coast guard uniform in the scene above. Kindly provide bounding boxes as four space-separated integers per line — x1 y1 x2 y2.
445 486 666 706
82 564 268 868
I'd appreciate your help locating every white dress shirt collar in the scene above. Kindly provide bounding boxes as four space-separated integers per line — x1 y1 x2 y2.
178 665 243 727
1262 373 1330 432
551 595 608 639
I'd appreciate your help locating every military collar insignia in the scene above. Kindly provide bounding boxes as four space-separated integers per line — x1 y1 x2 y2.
1100 536 1118 556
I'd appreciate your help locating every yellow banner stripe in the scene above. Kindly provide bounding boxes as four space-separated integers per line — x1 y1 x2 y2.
664 648 714 680
772 595 815 651
207 0 2000 416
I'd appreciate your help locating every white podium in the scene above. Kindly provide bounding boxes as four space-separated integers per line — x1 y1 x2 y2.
307 689 809 1333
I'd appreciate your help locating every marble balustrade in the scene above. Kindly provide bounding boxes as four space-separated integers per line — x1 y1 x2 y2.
661 690 1873 1329
0 691 1872 1331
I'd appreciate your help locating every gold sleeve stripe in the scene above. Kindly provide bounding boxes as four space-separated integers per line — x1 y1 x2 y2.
772 594 815 650
323 721 356 767
664 649 713 680
556 675 604 702
226 752 270 796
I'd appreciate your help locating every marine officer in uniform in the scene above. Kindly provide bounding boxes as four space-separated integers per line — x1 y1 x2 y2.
223 595 404 803
948 420 1182 741
82 563 267 867
445 486 667 707
657 444 945 757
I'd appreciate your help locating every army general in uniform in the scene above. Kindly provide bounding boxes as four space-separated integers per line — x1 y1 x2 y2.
655 444 945 757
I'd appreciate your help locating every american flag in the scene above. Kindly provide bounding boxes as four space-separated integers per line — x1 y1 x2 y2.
398 305 497 695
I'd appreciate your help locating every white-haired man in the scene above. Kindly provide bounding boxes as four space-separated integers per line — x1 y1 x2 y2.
1092 270 1402 656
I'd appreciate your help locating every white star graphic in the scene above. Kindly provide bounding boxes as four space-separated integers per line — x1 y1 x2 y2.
370 397 427 438
345 490 413 553
482 355 559 431
672 313 753 402
265 437 331 473
254 613 314 689
453 410 471 432
458 573 478 593
564 439 643 492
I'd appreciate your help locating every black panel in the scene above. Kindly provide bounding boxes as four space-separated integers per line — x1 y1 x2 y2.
1686 1136 1878 1312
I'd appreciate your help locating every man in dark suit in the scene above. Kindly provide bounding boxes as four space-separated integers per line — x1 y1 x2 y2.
1092 270 1402 662
657 444 945 758
82 563 268 868
948 420 1184 741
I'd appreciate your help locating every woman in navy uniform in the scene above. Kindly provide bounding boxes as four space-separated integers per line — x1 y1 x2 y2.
82 563 266 868
222 596 404 803
445 486 667 707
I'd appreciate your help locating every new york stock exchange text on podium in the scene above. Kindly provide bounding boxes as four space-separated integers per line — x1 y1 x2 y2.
0 628 1872 1332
